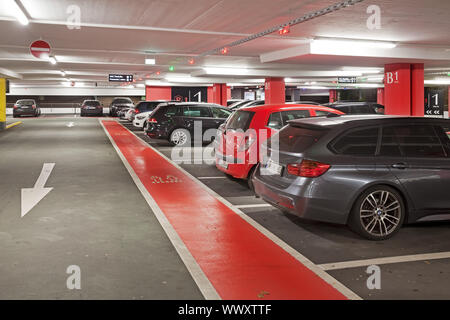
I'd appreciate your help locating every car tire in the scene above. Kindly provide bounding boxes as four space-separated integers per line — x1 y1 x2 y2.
247 165 256 191
170 128 191 147
348 185 405 240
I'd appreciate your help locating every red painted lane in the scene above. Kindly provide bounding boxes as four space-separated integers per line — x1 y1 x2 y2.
103 120 347 300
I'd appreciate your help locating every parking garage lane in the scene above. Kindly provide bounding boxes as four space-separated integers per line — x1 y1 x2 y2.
0 118 203 299
119 121 450 300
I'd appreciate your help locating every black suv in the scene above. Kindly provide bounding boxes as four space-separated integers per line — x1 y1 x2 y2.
324 102 384 115
109 97 134 117
144 102 232 146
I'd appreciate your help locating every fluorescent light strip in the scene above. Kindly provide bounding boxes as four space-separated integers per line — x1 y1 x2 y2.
203 67 249 76
12 0 29 25
313 38 397 49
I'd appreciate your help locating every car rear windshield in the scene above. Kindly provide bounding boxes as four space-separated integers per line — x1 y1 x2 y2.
270 125 328 153
136 102 161 111
17 100 34 106
226 110 255 131
113 98 132 104
84 101 100 106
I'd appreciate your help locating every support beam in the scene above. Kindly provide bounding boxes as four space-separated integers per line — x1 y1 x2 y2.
0 78 6 131
329 89 337 103
377 88 384 105
265 77 285 105
211 84 227 106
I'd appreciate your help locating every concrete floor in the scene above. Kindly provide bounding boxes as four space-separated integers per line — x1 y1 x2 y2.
0 117 202 299
118 121 450 300
2 116 450 300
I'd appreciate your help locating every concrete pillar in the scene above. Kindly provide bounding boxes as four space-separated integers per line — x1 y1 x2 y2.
377 88 385 105
145 86 172 101
384 63 424 116
211 84 227 106
0 78 6 131
329 89 337 103
264 77 285 104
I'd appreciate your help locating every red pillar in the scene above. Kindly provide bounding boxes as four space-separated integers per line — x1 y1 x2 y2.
211 84 227 106
265 77 285 105
377 88 384 105
207 86 214 103
146 86 171 101
384 63 424 116
329 89 337 103
448 86 450 117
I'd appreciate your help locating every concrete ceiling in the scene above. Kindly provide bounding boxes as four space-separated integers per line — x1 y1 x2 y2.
0 0 449 89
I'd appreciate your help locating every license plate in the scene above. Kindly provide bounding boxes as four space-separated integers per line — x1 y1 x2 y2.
265 159 282 175
217 158 228 169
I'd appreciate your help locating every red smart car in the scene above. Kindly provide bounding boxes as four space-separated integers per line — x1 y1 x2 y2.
214 104 344 188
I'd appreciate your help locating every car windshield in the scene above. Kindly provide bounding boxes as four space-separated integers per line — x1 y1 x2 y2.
17 100 34 106
84 101 100 106
113 98 132 104
226 110 255 131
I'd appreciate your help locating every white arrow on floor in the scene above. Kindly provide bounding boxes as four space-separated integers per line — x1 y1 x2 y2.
66 122 75 127
21 163 55 218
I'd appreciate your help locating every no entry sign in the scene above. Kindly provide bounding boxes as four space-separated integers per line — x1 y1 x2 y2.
30 40 51 59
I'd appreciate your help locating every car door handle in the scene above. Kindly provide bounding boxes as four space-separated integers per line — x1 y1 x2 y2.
391 163 407 169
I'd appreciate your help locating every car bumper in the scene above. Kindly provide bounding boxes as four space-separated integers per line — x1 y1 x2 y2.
133 119 145 128
14 109 36 115
252 165 348 225
215 150 253 179
81 109 102 115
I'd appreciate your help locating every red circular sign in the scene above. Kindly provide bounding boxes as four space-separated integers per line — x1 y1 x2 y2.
30 40 51 59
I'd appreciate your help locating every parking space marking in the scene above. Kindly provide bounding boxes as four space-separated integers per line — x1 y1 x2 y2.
100 120 220 300
106 120 360 300
197 176 227 180
234 204 273 209
6 121 22 129
319 252 450 271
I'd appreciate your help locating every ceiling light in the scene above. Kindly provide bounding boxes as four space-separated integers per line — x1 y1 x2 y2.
313 38 397 49
12 0 29 25
425 79 450 85
145 58 156 65
188 58 195 65
203 67 249 76
221 47 229 55
49 56 57 65
278 25 290 35
155 71 161 75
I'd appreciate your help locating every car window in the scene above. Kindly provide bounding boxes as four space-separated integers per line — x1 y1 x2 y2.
113 99 132 104
281 110 310 125
226 110 255 131
182 106 211 118
84 101 100 106
336 105 350 114
351 105 373 114
165 105 179 117
380 126 402 157
315 110 333 117
211 107 232 119
267 112 282 130
332 127 379 156
386 125 445 158
272 126 328 153
17 100 35 106
435 125 450 156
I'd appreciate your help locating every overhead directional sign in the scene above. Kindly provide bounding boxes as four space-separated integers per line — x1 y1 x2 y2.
109 74 133 82
30 40 51 59
338 77 357 84
21 163 55 217
425 88 445 117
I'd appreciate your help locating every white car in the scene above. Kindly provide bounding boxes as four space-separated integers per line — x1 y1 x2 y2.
124 108 135 121
132 111 153 129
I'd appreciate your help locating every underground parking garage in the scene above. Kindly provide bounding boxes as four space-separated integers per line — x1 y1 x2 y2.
0 0 450 314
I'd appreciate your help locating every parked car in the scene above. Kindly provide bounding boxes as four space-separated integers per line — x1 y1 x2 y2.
80 100 103 117
133 111 154 130
144 102 232 146
215 104 344 188
227 99 244 106
324 101 384 114
127 100 173 125
118 107 131 119
124 108 135 121
287 101 321 105
230 100 265 111
227 100 250 110
13 99 41 117
252 115 450 240
109 97 134 117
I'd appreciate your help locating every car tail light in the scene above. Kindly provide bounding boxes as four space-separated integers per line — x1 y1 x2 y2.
148 118 157 123
32 105 36 109
13 105 18 109
287 159 330 178
237 135 256 152
134 108 140 114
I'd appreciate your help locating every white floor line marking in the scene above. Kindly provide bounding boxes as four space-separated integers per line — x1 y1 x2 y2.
173 159 216 163
234 204 274 209
99 119 220 300
319 251 450 271
197 176 227 180
117 121 361 300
